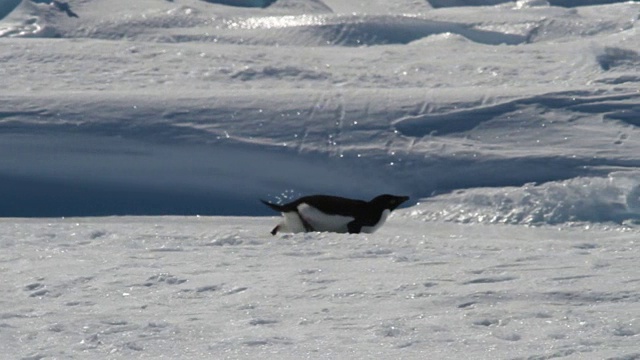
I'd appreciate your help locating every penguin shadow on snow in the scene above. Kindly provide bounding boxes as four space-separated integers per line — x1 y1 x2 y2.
261 194 409 235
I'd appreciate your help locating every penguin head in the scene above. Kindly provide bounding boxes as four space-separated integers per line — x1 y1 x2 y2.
370 194 410 211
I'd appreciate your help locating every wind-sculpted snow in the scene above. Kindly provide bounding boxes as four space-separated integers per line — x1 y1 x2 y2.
1 0 640 225
393 90 640 136
1 10 529 46
218 14 529 46
5 0 637 45
401 173 640 225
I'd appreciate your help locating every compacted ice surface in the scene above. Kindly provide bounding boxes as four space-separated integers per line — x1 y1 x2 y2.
1 216 640 359
1 0 640 358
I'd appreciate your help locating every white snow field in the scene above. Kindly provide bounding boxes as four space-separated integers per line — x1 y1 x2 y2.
1 217 640 359
1 0 640 358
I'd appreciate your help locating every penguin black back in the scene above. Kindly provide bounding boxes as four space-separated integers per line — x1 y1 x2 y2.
262 195 368 215
261 194 409 235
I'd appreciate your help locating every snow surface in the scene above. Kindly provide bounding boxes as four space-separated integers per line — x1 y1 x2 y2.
1 0 640 358
2 217 640 359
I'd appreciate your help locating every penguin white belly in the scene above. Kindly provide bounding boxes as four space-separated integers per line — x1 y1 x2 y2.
361 209 390 234
297 203 354 233
278 211 306 233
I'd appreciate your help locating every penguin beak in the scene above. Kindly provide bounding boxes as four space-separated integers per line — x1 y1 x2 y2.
392 196 410 210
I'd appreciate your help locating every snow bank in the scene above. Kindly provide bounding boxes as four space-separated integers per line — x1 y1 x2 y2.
0 0 639 224
402 172 640 225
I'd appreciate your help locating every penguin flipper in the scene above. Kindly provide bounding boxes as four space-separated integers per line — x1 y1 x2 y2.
299 213 315 232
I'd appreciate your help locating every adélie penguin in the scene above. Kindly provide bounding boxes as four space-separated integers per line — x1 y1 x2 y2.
261 194 410 235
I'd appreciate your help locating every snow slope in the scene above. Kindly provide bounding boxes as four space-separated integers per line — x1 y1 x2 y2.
1 0 639 221
1 1 640 358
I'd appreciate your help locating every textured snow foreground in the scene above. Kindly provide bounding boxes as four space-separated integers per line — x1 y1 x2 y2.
2 216 640 359
1 0 640 218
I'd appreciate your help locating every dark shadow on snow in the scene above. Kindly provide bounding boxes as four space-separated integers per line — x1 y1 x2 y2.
30 0 78 17
0 0 21 21
200 0 277 8
427 0 634 8
0 174 259 217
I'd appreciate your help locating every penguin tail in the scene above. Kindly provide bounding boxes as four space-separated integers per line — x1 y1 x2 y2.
260 199 287 213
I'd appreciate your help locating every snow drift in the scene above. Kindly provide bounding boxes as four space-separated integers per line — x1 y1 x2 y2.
1 0 639 225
